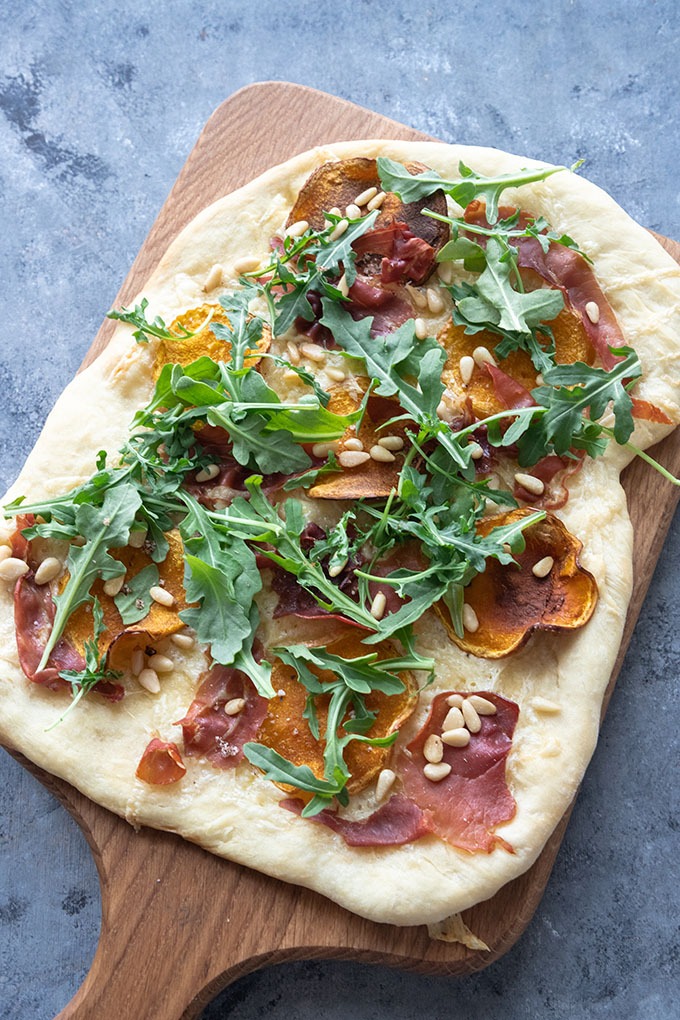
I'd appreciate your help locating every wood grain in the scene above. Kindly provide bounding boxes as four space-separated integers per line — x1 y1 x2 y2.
3 83 679 1020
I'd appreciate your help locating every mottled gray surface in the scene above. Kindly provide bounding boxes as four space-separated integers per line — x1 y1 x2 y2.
0 1 678 1018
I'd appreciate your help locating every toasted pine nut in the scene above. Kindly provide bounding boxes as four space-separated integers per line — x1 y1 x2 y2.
423 762 452 782
328 559 348 578
468 695 497 716
225 697 246 716
344 438 364 452
128 528 147 549
446 693 464 709
378 435 404 451
424 733 444 764
312 442 333 459
152 654 174 674
370 591 387 620
532 555 555 578
414 317 429 340
459 355 475 384
442 706 465 731
375 768 396 801
195 464 220 483
462 698 482 733
0 546 11 563
336 273 349 298
441 727 471 747
329 218 349 241
536 373 545 386
149 585 175 608
325 367 346 382
233 256 261 275
338 450 371 468
286 219 309 238
468 441 484 460
131 649 145 675
34 557 62 585
345 203 361 219
462 603 479 633
437 261 454 284
203 263 223 291
103 573 125 597
369 445 395 463
328 206 342 217
286 341 301 365
530 696 562 714
405 284 428 309
514 472 545 496
0 558 29 581
171 632 195 650
300 342 326 363
472 345 497 367
366 190 386 211
138 668 160 694
354 186 378 207
585 300 600 324
426 287 445 314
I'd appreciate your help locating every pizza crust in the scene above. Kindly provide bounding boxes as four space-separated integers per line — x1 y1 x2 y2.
0 141 678 926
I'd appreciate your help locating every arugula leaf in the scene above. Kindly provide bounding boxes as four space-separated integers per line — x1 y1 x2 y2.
37 484 141 671
108 298 206 344
281 451 340 492
377 157 570 223
113 563 159 625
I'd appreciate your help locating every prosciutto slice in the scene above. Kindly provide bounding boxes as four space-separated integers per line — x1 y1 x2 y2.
352 221 436 285
14 575 86 690
281 794 430 847
136 738 186 785
399 692 519 853
178 663 268 768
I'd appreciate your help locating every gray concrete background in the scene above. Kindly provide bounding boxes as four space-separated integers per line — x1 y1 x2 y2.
0 1 678 1017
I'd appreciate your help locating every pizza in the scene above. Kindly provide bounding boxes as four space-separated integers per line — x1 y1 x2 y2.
1 140 679 933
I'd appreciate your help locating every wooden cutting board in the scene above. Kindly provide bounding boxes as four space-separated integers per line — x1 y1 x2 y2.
4 82 680 1020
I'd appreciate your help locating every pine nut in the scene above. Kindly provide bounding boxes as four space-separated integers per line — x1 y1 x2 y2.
312 442 332 459
286 219 309 238
34 557 62 585
283 370 299 382
149 585 175 607
462 698 482 733
338 450 371 468
530 696 562 714
325 367 346 382
472 345 497 367
585 301 600 324
344 437 364 452
441 727 471 747
423 762 452 782
369 445 395 463
354 186 378 207
328 559 348 578
329 218 349 241
375 767 396 801
345 203 361 219
414 317 429 340
469 441 484 460
225 697 246 716
378 435 404 451
536 373 545 386
405 284 428 309
426 288 445 314
532 555 555 578
203 263 223 291
459 355 475 384
328 206 342 217
103 573 126 597
152 654 174 674
0 546 11 563
462 603 479 633
436 401 453 422
336 273 349 298
437 261 454 284
171 632 195 650
233 256 261 274
366 191 386 211
370 591 387 620
514 472 545 496
443 706 465 731
446 693 464 709
195 464 220 483
0 558 29 581
128 528 147 549
300 342 326 363
468 695 497 716
423 733 444 764
138 668 161 694
286 341 301 365
131 648 145 675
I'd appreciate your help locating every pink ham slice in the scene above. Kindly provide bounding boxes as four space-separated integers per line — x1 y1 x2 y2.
177 663 268 768
399 691 518 853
